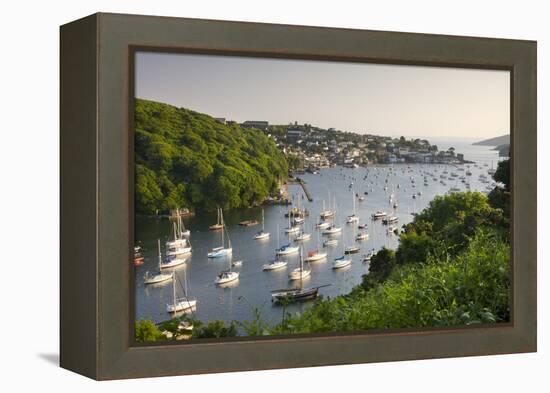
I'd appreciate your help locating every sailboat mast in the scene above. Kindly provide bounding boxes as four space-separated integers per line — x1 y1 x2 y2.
342 225 347 255
157 239 162 271
299 247 304 289
183 267 188 298
176 208 180 238
178 209 183 237
262 209 265 231
172 272 176 308
221 209 225 248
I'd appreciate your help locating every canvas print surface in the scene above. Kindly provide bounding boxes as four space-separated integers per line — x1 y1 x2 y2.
132 52 511 342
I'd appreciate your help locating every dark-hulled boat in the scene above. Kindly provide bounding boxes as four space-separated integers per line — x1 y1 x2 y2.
271 247 329 303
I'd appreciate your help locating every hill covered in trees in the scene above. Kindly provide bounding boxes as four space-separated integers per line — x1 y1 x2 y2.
134 99 288 214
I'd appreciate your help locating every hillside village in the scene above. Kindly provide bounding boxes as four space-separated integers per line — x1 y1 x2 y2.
215 118 468 171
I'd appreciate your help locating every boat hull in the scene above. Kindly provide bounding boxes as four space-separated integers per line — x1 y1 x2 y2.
333 259 352 269
271 287 318 303
254 232 270 240
144 273 172 285
288 269 311 280
276 246 299 256
208 248 232 258
166 299 197 313
263 261 288 271
215 271 239 284
305 253 327 262
160 257 187 269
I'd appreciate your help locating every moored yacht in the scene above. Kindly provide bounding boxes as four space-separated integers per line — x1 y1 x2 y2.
276 243 300 256
333 255 352 269
166 270 197 314
305 249 328 262
263 259 288 271
316 221 330 229
371 211 387 220
253 209 270 240
323 225 342 235
207 209 232 258
214 270 239 285
144 240 173 285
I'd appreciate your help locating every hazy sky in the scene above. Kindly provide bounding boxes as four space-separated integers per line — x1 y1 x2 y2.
136 52 510 140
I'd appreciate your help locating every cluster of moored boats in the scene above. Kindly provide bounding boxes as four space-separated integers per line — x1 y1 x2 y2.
137 160 502 315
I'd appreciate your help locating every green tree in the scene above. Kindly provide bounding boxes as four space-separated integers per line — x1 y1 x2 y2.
493 159 510 190
134 319 164 342
134 99 288 214
192 320 238 339
361 247 396 290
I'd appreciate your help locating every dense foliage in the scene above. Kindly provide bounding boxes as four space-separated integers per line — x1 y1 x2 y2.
135 99 288 214
270 230 509 334
488 159 511 220
134 319 165 342
134 318 238 342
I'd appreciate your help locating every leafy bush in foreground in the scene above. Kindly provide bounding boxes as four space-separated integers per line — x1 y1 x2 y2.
270 229 510 334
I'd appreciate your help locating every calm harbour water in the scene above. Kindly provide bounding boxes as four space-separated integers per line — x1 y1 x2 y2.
134 140 503 327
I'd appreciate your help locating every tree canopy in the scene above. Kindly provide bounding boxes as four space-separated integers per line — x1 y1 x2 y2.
134 99 288 213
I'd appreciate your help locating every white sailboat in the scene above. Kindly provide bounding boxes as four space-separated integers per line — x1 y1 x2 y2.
295 221 311 242
253 209 270 240
333 229 352 269
263 259 288 271
214 255 240 285
207 209 232 258
288 247 312 280
209 207 224 231
345 225 360 254
165 222 192 257
322 217 342 235
276 222 299 256
346 189 359 223
322 224 342 235
322 201 342 235
382 215 398 225
285 211 300 234
166 269 197 314
276 242 299 256
176 208 190 237
160 254 187 269
144 240 173 285
305 230 327 262
320 196 334 219
371 211 387 220
316 220 330 229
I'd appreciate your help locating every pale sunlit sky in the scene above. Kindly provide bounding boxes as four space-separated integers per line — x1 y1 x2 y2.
135 52 510 140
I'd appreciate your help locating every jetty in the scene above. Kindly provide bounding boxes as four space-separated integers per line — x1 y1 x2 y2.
287 178 313 202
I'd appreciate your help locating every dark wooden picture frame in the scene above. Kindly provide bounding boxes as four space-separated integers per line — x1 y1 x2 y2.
60 12 536 380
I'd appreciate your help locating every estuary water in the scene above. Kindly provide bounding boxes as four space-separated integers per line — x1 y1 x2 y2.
134 140 503 327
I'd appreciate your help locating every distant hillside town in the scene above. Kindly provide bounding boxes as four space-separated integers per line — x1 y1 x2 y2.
215 118 469 170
